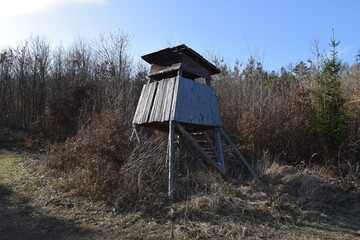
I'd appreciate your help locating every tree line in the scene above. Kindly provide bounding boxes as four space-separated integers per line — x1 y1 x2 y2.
0 31 359 167
0 31 145 132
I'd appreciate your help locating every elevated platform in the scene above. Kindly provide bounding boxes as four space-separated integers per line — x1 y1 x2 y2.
132 76 221 132
131 45 265 201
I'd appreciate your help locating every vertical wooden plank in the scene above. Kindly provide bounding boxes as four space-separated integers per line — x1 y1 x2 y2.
133 124 143 146
132 84 148 124
215 128 226 174
168 120 175 201
143 82 158 123
170 77 179 121
160 79 168 121
212 88 222 126
163 78 176 122
189 79 196 124
149 80 165 122
149 81 159 122
201 85 208 125
132 82 158 124
156 80 165 121
174 77 184 122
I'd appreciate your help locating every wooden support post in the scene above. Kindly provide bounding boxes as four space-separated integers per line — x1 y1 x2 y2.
219 129 266 188
130 129 135 141
132 124 143 148
215 128 226 174
168 120 175 201
175 122 225 175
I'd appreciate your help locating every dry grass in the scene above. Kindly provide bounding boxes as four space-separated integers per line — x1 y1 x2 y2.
43 109 171 212
167 161 360 239
3 149 360 239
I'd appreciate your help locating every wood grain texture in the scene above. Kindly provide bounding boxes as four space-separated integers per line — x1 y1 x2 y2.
132 81 158 124
173 77 221 127
132 76 221 128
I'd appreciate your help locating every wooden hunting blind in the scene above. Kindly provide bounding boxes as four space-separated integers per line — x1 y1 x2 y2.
132 45 264 200
133 44 221 131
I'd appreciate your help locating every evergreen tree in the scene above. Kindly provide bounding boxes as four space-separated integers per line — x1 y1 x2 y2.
313 32 350 151
293 61 309 77
242 57 266 82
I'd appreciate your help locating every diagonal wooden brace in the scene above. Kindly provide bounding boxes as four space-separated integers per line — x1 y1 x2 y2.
219 129 266 188
174 122 225 175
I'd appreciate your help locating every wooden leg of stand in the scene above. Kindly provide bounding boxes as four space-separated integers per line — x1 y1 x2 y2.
168 121 175 201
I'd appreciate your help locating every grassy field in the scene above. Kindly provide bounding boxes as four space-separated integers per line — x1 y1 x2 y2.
0 149 359 239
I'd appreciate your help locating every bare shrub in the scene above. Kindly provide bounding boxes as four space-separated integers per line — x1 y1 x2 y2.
28 79 99 147
45 110 169 211
48 110 131 192
236 86 317 163
264 162 359 211
215 62 318 164
215 54 359 172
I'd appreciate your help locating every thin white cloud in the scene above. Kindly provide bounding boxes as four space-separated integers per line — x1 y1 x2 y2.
0 0 107 18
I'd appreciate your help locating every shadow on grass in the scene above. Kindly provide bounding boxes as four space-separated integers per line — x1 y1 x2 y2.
0 184 95 240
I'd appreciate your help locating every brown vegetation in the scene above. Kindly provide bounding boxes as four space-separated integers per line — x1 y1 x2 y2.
0 32 359 220
2 150 359 239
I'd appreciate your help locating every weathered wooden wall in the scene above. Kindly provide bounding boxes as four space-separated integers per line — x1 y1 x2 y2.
173 77 221 126
132 77 221 128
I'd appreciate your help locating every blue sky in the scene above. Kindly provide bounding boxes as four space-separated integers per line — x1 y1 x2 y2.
0 0 359 71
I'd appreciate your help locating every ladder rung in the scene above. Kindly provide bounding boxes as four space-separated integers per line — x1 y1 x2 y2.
191 132 204 136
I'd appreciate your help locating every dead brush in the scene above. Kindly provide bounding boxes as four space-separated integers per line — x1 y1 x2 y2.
263 162 359 212
173 180 295 229
113 136 169 211
46 112 177 213
236 87 316 163
46 111 275 216
46 109 134 199
44 107 359 220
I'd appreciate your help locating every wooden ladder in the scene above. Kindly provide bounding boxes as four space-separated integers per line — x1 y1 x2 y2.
190 131 218 163
133 121 265 201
